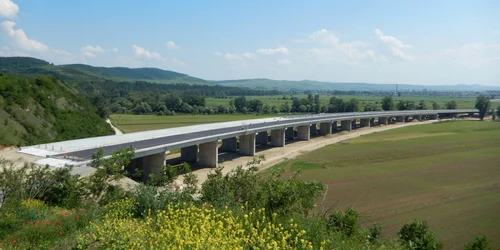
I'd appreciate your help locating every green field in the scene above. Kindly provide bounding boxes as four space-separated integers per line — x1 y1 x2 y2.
206 95 476 109
267 121 500 249
109 114 282 133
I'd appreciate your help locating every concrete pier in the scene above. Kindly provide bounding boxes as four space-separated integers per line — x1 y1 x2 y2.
341 120 352 131
351 120 357 129
220 137 238 152
396 116 406 123
271 128 285 147
129 152 166 182
297 125 310 141
310 124 318 135
429 114 439 120
413 115 422 121
199 141 218 168
319 122 332 135
360 118 370 127
379 117 388 125
180 145 198 163
332 121 338 133
256 132 269 146
239 134 256 156
286 127 295 140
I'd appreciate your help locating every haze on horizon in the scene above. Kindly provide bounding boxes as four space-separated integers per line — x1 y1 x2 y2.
0 0 498 86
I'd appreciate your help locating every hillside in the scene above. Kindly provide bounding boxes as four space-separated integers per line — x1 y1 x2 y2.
215 78 500 92
0 74 113 146
0 57 208 85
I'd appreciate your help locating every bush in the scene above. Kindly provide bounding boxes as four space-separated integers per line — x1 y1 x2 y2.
327 207 360 236
398 220 443 250
368 222 382 243
463 236 492 250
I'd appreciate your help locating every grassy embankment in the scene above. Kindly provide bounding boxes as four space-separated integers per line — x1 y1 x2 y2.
265 120 500 249
206 95 476 109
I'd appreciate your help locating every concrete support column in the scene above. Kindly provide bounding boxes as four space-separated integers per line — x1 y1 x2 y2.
332 121 338 133
256 132 268 146
370 118 375 127
360 118 371 127
239 134 256 156
310 124 318 135
404 116 410 122
141 152 166 182
271 128 285 147
341 120 352 131
379 117 388 125
413 115 422 121
351 120 357 129
468 112 474 117
220 137 238 152
297 125 310 141
199 141 218 168
429 114 439 120
181 145 198 163
396 116 406 123
286 127 295 140
319 122 332 135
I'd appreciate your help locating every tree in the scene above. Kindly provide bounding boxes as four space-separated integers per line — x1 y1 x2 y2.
280 102 291 113
417 100 427 110
233 96 246 112
381 96 394 111
463 236 492 250
364 103 380 112
475 95 490 121
432 101 440 110
397 100 415 111
398 220 443 250
445 100 457 109
496 105 500 118
132 102 152 114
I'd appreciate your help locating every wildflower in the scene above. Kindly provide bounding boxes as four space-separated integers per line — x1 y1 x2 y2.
76 215 81 219
12 239 16 243
60 232 63 236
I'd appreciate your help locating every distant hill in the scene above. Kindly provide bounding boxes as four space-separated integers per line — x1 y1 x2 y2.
0 74 114 146
215 79 500 92
0 57 208 85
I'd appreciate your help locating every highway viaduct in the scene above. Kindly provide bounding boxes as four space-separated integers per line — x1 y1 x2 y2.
19 109 478 181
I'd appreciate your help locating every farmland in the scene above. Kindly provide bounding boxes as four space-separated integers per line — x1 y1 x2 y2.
267 121 500 249
206 95 476 109
109 113 281 133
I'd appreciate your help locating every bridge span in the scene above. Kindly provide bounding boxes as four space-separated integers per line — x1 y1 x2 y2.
19 109 477 180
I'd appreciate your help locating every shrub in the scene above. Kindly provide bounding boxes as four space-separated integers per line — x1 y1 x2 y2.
327 207 360 236
463 236 492 250
368 222 382 243
398 220 443 250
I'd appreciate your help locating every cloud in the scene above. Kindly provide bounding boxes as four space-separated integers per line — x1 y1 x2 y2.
0 0 19 19
111 48 119 52
81 45 105 53
132 44 165 61
166 41 180 50
277 58 291 65
257 47 289 55
216 52 256 61
373 29 413 61
441 43 500 68
1 21 48 52
306 29 375 61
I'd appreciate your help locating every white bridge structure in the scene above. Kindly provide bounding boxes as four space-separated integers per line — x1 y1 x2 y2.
19 110 477 180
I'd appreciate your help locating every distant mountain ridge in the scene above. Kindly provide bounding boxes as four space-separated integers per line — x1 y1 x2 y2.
214 79 500 92
0 57 208 85
1 56 498 92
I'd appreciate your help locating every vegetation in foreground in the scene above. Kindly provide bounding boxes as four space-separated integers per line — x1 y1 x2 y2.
266 120 500 249
1 122 498 249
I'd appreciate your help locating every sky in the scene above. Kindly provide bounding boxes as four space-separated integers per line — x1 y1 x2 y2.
0 0 499 86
